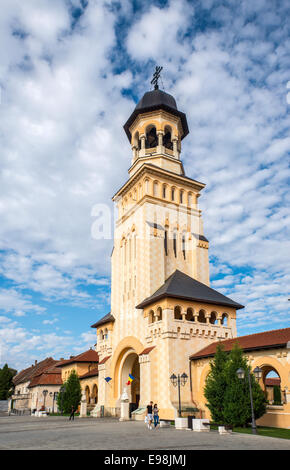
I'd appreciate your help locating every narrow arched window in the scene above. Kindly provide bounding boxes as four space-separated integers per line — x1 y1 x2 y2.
173 231 177 257
153 181 159 197
163 185 167 198
157 307 162 321
149 310 155 324
182 234 186 260
171 188 175 201
164 230 168 255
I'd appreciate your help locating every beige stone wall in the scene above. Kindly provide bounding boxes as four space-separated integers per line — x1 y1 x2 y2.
12 381 31 410
30 385 60 412
61 363 95 382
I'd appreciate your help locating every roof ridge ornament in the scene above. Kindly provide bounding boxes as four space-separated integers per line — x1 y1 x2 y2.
151 65 163 90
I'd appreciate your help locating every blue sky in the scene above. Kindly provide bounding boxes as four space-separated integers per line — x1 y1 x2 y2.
0 0 289 371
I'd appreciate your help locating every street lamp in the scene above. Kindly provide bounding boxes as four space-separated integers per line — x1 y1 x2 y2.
52 392 58 414
42 389 48 410
236 366 262 434
170 372 188 417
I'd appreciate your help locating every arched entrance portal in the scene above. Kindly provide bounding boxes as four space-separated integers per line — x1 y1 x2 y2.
120 351 140 414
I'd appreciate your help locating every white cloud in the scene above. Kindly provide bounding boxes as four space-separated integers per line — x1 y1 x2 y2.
0 0 289 369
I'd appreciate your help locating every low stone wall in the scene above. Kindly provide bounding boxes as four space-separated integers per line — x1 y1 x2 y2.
0 401 8 412
257 404 290 429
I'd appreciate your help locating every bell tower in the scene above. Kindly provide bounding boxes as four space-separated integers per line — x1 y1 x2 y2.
111 74 210 322
92 70 243 420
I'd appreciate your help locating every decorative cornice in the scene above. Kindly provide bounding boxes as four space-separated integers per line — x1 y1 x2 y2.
112 163 205 201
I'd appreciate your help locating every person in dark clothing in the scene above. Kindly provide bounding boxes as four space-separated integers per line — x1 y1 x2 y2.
69 405 75 421
146 401 153 429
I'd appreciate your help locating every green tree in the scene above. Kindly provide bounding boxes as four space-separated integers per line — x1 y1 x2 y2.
204 343 228 424
273 385 282 405
0 364 17 400
57 370 81 414
223 344 267 427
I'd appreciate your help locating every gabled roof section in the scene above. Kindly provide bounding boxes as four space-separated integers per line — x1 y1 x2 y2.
56 349 99 368
190 328 290 361
28 365 63 388
136 270 244 310
13 357 56 386
91 313 115 329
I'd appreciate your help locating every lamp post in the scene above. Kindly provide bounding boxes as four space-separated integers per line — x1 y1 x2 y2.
42 389 48 411
52 392 58 414
170 373 188 417
236 366 262 434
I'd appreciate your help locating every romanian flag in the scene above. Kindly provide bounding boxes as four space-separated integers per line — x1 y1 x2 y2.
105 377 112 383
126 374 135 386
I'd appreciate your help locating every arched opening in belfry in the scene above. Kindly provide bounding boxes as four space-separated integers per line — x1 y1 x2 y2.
174 306 182 320
133 131 141 150
120 351 140 414
185 308 194 322
145 125 158 148
221 313 229 326
209 312 217 325
198 309 206 323
163 125 173 150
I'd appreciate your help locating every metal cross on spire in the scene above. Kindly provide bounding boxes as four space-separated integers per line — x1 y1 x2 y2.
151 66 163 90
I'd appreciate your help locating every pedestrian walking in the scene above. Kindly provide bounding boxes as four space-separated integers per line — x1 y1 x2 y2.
145 401 153 430
69 405 75 421
153 403 159 428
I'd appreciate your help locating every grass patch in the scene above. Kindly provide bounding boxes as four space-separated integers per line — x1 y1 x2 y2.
210 424 290 440
234 426 290 440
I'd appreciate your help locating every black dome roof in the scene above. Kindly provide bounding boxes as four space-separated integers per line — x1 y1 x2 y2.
124 88 189 142
135 89 178 112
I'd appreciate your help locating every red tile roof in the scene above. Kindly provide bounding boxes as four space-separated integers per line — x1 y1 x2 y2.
56 349 99 367
13 358 57 386
139 346 156 355
265 377 281 386
79 368 99 380
29 370 62 388
190 328 290 361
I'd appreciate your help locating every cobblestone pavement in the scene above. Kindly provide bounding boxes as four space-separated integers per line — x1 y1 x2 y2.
0 415 289 450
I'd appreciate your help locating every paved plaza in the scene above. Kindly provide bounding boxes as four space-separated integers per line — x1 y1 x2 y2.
0 415 289 450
